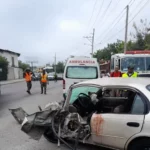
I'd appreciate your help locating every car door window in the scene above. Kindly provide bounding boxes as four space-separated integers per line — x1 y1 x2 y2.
131 94 145 115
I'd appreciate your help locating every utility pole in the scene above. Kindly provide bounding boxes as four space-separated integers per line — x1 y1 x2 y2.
92 28 95 57
124 5 129 53
84 28 95 57
54 53 56 74
26 61 38 72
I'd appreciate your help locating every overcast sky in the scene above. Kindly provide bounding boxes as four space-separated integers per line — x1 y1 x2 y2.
0 0 149 65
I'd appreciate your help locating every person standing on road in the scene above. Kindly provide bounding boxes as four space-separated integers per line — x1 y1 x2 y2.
122 65 138 97
111 65 122 77
122 65 138 78
23 68 34 94
40 69 48 94
54 73 57 82
110 66 122 96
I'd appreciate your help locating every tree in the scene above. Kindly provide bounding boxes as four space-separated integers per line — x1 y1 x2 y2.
94 19 150 61
0 56 9 80
52 62 65 73
129 19 150 50
19 61 30 71
93 40 124 61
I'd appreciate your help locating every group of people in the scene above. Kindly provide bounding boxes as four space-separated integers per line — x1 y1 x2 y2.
23 68 58 95
105 65 138 78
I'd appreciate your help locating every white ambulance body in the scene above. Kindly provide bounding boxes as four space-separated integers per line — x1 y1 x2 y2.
63 56 100 98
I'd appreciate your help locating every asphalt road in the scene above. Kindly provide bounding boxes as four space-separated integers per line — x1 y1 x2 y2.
0 81 108 150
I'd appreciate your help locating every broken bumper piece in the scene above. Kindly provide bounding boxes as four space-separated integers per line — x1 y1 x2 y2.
9 102 90 142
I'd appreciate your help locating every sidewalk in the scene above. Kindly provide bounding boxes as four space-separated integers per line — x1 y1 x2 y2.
0 79 24 85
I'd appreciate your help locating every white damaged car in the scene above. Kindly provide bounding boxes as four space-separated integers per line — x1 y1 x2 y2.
10 78 150 150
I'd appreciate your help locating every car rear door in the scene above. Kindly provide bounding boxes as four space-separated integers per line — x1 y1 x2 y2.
91 94 145 150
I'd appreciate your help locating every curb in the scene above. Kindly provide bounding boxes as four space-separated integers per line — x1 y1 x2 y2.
0 79 24 85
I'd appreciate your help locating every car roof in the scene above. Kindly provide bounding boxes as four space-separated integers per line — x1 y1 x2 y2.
75 78 150 88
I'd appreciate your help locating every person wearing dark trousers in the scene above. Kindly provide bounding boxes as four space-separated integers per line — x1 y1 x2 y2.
23 68 34 94
40 69 48 94
54 73 57 82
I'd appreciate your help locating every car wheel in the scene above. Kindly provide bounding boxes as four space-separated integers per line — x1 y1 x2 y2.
128 138 150 150
44 128 58 143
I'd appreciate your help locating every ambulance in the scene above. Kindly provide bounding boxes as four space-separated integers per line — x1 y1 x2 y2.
63 56 100 99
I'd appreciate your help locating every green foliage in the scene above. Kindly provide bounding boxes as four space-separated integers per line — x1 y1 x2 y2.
19 60 30 71
93 40 124 61
129 19 150 50
94 19 150 61
0 56 9 80
53 61 65 73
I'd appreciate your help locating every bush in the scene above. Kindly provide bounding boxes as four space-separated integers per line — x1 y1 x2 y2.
19 60 30 71
0 56 9 80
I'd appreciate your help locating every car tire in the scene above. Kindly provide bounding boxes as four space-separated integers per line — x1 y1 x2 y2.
128 138 150 150
44 128 58 143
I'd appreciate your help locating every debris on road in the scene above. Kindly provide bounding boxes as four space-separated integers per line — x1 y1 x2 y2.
9 101 90 141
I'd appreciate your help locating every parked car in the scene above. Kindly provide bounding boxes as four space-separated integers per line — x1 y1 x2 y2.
48 73 54 81
31 73 40 81
10 78 150 150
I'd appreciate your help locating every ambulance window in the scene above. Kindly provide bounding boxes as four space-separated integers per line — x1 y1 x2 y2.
111 58 114 70
66 66 98 79
118 59 120 69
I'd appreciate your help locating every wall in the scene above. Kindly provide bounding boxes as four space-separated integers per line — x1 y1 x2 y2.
7 67 23 80
0 51 19 67
0 51 21 80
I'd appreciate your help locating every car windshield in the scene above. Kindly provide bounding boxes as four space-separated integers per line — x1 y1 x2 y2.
146 57 150 70
121 57 145 71
66 66 98 79
70 86 100 104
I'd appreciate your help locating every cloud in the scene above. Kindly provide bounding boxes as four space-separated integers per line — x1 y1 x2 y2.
0 0 149 65
60 20 82 32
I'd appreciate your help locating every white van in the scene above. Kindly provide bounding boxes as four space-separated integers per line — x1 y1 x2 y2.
63 56 100 99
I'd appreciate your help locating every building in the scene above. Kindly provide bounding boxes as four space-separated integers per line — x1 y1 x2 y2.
0 49 23 80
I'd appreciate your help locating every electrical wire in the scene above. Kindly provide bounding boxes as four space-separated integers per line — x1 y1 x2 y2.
128 0 144 18
90 0 105 29
96 0 121 29
95 8 126 41
102 0 150 43
130 0 135 7
99 0 113 22
97 11 126 42
128 0 133 5
128 0 149 24
86 0 98 32
95 0 137 42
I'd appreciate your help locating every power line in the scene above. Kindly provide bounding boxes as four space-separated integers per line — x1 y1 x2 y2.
130 0 135 6
128 0 133 5
96 0 144 43
93 0 121 32
102 0 149 43
90 0 105 30
95 0 112 29
86 0 98 31
128 0 149 24
96 0 137 42
95 7 126 41
129 0 144 18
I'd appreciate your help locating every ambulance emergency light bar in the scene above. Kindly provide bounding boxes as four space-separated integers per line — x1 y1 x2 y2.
125 50 150 54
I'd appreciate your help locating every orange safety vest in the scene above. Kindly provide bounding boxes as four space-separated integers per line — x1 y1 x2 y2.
25 72 32 82
41 73 47 83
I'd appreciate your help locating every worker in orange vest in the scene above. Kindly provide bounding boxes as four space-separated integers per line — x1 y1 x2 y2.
23 68 34 94
40 69 48 94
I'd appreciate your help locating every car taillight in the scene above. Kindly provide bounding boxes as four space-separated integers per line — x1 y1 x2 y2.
63 79 65 89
